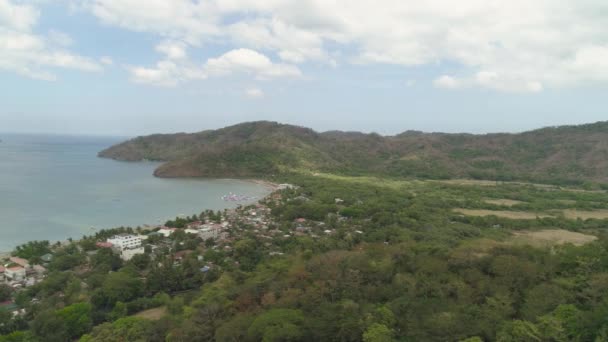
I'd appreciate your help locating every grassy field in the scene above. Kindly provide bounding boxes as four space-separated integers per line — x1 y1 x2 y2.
133 307 167 320
561 209 608 220
435 179 558 189
508 229 597 247
484 199 526 206
453 208 553 219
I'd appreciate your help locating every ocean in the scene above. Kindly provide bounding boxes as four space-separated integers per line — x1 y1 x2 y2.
0 134 271 251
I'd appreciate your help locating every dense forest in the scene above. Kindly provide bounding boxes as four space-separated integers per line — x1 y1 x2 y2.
3 171 608 341
100 121 608 186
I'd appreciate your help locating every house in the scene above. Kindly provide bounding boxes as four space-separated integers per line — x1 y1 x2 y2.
25 277 36 287
33 265 47 275
158 227 177 237
96 242 113 248
5 267 26 282
107 234 142 250
40 253 53 263
184 228 199 235
186 221 203 229
9 257 29 269
173 250 193 261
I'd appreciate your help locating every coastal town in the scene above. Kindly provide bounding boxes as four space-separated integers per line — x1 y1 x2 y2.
1 182 348 318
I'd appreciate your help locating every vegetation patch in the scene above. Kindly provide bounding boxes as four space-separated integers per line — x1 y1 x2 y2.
561 209 608 220
437 179 505 187
484 199 526 206
508 229 597 247
454 208 552 219
133 307 166 321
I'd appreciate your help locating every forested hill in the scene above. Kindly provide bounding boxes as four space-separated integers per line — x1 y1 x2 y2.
99 121 608 186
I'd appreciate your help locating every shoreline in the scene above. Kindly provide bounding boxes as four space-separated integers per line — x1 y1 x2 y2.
246 178 279 191
0 178 278 257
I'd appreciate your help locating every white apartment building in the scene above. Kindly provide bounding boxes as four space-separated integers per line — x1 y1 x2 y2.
107 234 142 250
199 226 222 240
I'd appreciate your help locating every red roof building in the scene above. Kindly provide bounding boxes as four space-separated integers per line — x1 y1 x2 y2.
96 242 113 248
9 257 29 267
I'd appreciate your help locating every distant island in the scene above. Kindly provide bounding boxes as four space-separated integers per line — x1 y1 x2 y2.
100 120 608 187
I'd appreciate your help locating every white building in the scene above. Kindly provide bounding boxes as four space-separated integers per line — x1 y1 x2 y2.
120 246 145 261
5 267 26 282
158 227 177 237
107 234 142 250
277 183 296 190
199 226 222 240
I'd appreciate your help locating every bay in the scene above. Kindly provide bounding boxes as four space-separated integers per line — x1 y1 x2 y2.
0 134 271 251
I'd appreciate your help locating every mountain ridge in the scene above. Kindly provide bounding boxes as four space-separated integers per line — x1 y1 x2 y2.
99 120 608 186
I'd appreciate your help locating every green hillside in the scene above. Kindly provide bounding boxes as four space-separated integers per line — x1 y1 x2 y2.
99 121 608 186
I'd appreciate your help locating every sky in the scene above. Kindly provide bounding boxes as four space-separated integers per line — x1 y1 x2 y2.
1 0 608 136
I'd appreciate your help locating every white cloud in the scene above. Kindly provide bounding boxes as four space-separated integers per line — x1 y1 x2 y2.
244 87 264 99
100 56 113 65
90 0 220 44
204 48 301 80
434 75 460 89
82 0 608 92
227 18 332 64
127 48 299 86
155 40 187 60
47 29 73 46
0 0 38 30
0 0 102 80
127 60 206 87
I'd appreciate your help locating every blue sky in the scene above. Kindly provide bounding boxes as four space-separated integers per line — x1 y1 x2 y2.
2 0 608 136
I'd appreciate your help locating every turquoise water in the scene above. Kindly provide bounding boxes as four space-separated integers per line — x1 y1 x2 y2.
0 134 270 251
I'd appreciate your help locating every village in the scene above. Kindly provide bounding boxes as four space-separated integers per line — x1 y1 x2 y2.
0 183 350 317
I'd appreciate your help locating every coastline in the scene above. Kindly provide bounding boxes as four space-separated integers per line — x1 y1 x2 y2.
1 178 278 257
246 178 279 191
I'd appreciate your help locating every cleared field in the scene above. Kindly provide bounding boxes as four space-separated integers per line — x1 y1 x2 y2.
436 179 559 189
454 208 552 219
562 209 608 220
450 238 503 261
438 179 505 187
436 179 605 193
484 199 525 206
509 229 597 247
134 307 166 320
